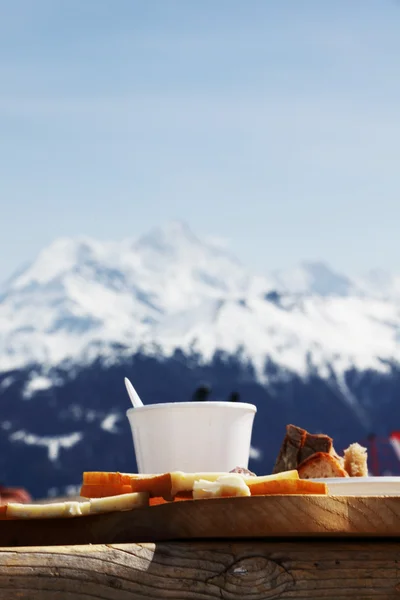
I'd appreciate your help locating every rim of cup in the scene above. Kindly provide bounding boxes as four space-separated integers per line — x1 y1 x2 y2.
126 401 257 415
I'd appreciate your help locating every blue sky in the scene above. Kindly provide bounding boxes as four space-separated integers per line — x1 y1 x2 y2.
1 0 400 282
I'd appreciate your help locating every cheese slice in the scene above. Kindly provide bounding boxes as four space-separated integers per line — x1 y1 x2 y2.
171 469 298 496
66 501 91 516
83 472 158 485
6 493 148 519
89 491 149 514
193 474 251 499
7 501 91 519
245 470 299 486
171 472 232 496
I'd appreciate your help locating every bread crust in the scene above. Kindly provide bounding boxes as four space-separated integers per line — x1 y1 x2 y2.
273 424 335 473
298 452 349 479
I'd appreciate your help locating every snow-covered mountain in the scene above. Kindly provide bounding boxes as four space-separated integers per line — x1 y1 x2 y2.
1 220 400 385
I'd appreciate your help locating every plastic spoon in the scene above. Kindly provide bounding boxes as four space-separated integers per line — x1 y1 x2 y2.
124 377 144 408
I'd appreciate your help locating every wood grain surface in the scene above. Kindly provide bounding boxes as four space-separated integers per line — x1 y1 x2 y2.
2 494 400 547
0 539 400 599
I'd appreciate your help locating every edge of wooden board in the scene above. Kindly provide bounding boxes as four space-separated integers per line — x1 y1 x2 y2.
1 494 400 546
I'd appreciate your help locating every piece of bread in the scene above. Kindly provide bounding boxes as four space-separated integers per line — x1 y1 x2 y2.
273 424 367 477
298 452 349 479
273 424 334 473
343 443 368 477
299 430 333 463
273 424 307 473
330 449 345 468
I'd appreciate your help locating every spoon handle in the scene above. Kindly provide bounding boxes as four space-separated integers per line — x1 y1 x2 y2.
124 377 144 408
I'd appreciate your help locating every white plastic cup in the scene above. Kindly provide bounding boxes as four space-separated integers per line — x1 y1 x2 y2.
126 401 257 474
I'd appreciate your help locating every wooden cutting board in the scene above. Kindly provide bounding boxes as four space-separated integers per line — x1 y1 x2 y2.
1 494 400 547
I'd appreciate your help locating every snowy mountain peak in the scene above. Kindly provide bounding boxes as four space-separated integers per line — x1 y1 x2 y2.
9 236 101 290
1 222 400 384
135 220 200 252
134 220 241 271
273 261 354 297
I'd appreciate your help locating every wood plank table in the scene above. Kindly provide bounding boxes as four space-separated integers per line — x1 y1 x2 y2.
0 539 400 599
3 495 400 599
